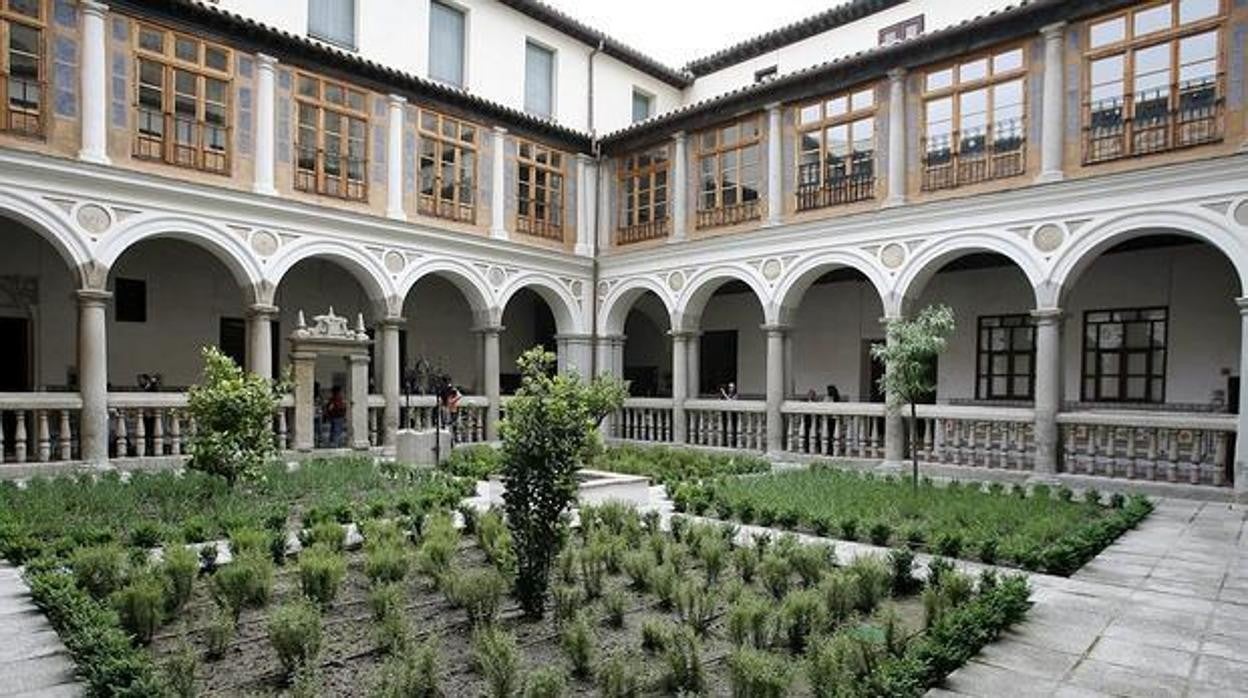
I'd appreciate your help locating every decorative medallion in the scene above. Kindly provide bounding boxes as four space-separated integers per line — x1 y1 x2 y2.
667 271 685 292
597 281 611 298
879 243 906 270
487 266 506 288
251 230 279 257
383 251 406 274
761 258 782 281
1235 201 1248 227
1032 223 1065 253
76 203 112 235
569 280 583 297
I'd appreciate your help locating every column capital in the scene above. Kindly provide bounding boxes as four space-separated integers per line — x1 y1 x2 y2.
377 315 406 329
765 102 783 113
1040 21 1067 39
1237 297 1248 314
879 314 904 327
80 0 108 18
76 288 113 305
347 353 371 365
759 323 790 337
256 52 279 69
555 333 595 343
387 93 407 107
672 130 686 144
492 125 508 136
247 303 280 319
1030 307 1064 324
473 324 505 335
575 152 594 165
668 329 698 342
887 67 907 82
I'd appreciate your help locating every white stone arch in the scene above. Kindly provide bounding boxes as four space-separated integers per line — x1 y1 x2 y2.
1046 208 1248 307
397 259 493 325
97 213 265 292
771 249 892 326
496 273 584 335
598 276 674 336
266 238 396 315
674 264 769 332
893 233 1045 315
0 190 97 281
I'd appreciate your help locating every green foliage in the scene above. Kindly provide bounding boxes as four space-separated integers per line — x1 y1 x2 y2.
560 613 597 678
446 567 508 626
364 539 410 586
621 550 653 591
674 579 717 636
500 348 626 618
727 591 773 649
819 570 860 626
440 444 504 480
593 444 770 486
889 548 920 595
128 522 164 550
299 544 347 607
228 527 268 557
205 606 235 660
661 626 705 695
759 553 791 600
552 583 584 628
415 512 460 586
603 588 627 628
727 647 795 698
210 552 274 617
160 639 197 698
597 652 643 698
160 546 198 613
372 636 441 698
186 347 285 487
72 543 127 599
640 618 673 654
523 666 568 698
302 521 346 551
268 599 323 681
476 509 517 577
472 626 521 698
112 570 166 644
778 588 824 652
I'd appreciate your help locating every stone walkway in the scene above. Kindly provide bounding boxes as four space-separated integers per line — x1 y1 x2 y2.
0 564 80 697
931 499 1248 697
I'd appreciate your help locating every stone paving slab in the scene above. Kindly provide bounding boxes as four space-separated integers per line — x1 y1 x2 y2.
0 563 81 698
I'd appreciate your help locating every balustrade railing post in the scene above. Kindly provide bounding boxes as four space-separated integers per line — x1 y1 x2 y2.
58 410 72 460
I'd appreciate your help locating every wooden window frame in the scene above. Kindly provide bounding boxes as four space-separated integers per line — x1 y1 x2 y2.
0 0 45 138
132 22 233 174
515 138 565 241
616 145 670 244
293 71 368 201
920 43 1029 191
1081 306 1169 404
1081 0 1226 164
695 115 763 229
795 84 878 212
416 108 477 224
975 314 1036 401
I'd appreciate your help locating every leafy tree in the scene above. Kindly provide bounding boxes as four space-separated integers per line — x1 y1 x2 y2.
187 347 286 487
872 305 955 489
500 348 627 619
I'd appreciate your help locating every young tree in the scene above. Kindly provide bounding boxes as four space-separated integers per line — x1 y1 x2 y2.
871 305 955 489
187 347 286 487
500 347 627 619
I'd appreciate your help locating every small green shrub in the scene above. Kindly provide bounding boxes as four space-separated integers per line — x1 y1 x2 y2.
373 636 441 698
819 570 860 626
302 521 346 551
727 647 795 698
674 579 717 637
552 583 583 628
560 613 597 679
161 546 198 611
448 567 507 626
839 517 860 541
112 571 166 644
472 626 521 698
441 444 503 480
621 550 652 591
205 607 235 660
640 619 672 654
72 543 127 599
934 531 964 558
976 537 999 565
734 545 759 583
364 539 410 586
186 347 284 487
662 627 705 695
229 527 268 557
726 592 773 649
211 552 274 616
596 652 642 698
868 521 892 547
603 589 627 628
368 582 404 622
160 639 197 698
180 517 210 544
198 545 219 575
414 513 460 586
268 599 323 681
129 522 164 550
650 563 678 611
778 588 823 652
847 556 891 614
299 544 347 607
888 548 919 595
788 543 833 588
523 666 568 698
759 553 791 600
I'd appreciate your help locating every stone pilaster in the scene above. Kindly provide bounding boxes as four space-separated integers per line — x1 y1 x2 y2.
253 54 278 195
1031 307 1064 478
378 317 404 448
671 132 688 242
490 126 508 240
670 331 691 444
78 1 110 165
478 325 503 441
347 354 370 450
77 289 111 466
765 104 783 227
1037 23 1067 183
763 324 789 453
884 69 907 207
246 303 279 380
386 94 407 219
881 315 905 464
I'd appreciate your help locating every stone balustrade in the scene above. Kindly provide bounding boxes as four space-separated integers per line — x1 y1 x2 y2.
1058 411 1235 486
913 404 1037 471
781 401 887 458
612 398 675 443
684 399 768 451
0 393 84 465
107 393 191 460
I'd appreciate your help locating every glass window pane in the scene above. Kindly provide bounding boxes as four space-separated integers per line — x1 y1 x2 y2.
799 104 821 125
632 90 652 123
298 75 319 98
175 37 198 62
205 47 229 72
308 0 356 47
926 68 953 92
926 96 953 134
993 49 1023 74
1179 0 1218 23
1179 31 1219 82
1134 43 1172 96
826 96 848 117
524 41 555 118
1134 3 1173 37
851 89 874 110
429 0 465 86
139 27 164 53
1090 18 1126 48
959 58 988 82
9 0 40 18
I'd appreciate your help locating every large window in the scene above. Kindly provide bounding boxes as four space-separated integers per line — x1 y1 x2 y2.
428 0 465 88
1 0 42 137
417 109 476 223
134 24 231 174
797 86 876 211
696 116 762 229
307 0 355 50
515 140 564 240
975 315 1035 401
631 88 653 123
617 146 669 244
1084 0 1224 164
1082 307 1168 403
922 46 1026 191
294 73 367 201
524 40 554 118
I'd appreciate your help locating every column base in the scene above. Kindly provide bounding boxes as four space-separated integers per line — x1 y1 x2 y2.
352 440 372 451
252 183 278 196
574 243 593 257
762 218 782 229
386 208 406 221
1025 473 1062 487
77 151 111 166
1035 170 1065 184
876 460 906 474
490 228 508 241
882 196 905 209
666 235 687 245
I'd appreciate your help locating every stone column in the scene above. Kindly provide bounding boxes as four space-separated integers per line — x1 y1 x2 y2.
556 334 594 380
78 1 110 165
671 132 688 242
763 324 788 453
347 354 370 450
671 331 690 444
884 68 907 207
291 350 316 451
379 317 403 448
77 289 110 466
386 94 407 219
686 331 701 398
246 303 278 380
1235 299 1248 499
1031 308 1063 478
765 103 783 227
1038 23 1066 183
575 154 594 256
490 126 508 240
881 316 905 464
480 325 502 441
253 54 278 195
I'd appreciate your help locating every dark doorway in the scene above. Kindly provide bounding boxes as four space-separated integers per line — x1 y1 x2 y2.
0 317 31 391
699 329 738 395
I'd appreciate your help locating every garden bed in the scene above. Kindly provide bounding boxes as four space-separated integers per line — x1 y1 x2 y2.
674 463 1153 576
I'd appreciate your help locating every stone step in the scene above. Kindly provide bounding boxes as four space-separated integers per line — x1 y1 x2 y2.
0 652 78 697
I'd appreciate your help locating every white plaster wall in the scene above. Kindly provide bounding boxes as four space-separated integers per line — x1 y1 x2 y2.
500 287 555 386
1 225 79 390
700 290 766 397
790 279 885 401
402 275 482 393
592 54 682 133
683 0 1016 105
622 291 672 395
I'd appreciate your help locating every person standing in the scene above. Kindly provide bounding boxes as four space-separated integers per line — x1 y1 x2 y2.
326 385 347 447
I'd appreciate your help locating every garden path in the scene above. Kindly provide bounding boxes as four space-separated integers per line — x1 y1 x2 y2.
0 563 80 697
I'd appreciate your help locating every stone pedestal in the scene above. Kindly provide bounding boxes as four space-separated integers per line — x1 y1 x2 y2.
396 428 453 467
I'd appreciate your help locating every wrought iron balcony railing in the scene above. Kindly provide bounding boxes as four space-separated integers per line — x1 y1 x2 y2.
1 75 44 138
1084 77 1223 165
696 199 761 229
134 107 229 174
294 142 368 201
796 155 876 212
617 218 669 245
921 118 1026 192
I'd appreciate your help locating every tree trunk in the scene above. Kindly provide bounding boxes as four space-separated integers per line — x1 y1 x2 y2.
909 401 919 490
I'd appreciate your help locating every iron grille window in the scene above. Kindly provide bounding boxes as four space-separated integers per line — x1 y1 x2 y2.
294 73 368 201
1082 307 1168 403
516 139 565 240
975 314 1035 401
922 46 1027 191
696 116 762 229
1 0 43 138
133 23 232 174
1083 1 1224 164
617 145 669 244
796 85 877 211
416 109 476 223
879 15 924 46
